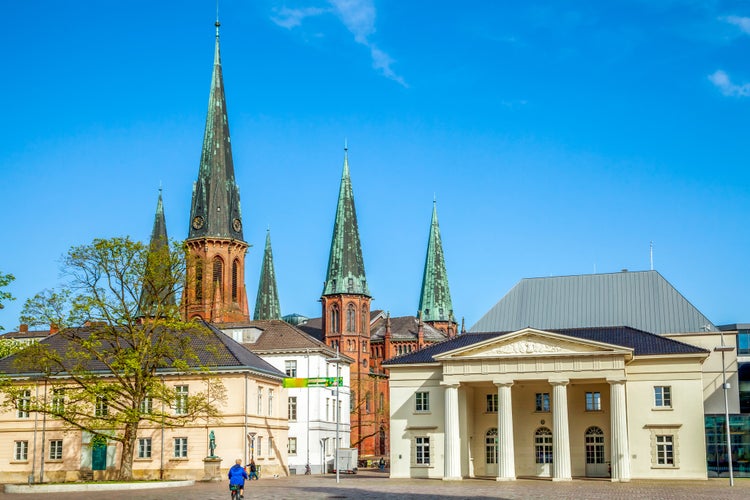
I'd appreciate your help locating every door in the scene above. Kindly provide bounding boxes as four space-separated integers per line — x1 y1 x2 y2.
485 428 498 476
92 441 107 471
535 427 552 477
585 427 608 477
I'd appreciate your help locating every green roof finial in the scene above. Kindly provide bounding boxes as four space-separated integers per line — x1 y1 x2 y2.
322 145 370 297
418 200 454 323
254 229 282 320
187 19 244 242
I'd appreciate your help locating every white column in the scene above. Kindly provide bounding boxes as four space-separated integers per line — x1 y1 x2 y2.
608 378 631 482
551 379 572 481
442 382 462 480
495 381 515 481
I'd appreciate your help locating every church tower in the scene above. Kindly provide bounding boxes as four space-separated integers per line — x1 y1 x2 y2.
182 21 249 323
417 201 457 336
253 230 281 320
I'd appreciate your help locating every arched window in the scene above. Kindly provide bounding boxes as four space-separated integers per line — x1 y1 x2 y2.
379 392 385 413
231 259 239 303
195 262 203 301
535 427 553 464
331 305 340 333
350 391 356 412
365 392 371 413
485 428 498 464
346 303 356 332
361 306 368 334
212 257 223 295
585 426 605 464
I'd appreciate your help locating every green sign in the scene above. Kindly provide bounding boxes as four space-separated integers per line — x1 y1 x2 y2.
283 377 343 388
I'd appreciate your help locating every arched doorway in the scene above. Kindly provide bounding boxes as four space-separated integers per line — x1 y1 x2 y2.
485 428 498 476
535 427 553 477
585 426 608 477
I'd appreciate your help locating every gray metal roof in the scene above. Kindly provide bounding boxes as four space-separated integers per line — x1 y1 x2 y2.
470 271 717 335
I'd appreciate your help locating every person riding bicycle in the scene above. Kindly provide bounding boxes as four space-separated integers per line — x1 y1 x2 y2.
228 458 248 499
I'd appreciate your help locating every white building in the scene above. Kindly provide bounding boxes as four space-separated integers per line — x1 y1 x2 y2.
221 320 352 474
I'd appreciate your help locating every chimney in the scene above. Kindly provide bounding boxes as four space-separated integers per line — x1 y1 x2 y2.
19 324 28 333
49 323 59 335
384 312 392 360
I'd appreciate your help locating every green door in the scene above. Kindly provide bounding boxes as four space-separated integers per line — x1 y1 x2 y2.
92 442 107 471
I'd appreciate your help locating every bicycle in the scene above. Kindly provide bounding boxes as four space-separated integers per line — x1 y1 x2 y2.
229 483 242 500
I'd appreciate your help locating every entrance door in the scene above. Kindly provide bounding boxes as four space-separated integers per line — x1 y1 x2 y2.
535 427 552 477
92 442 107 471
584 427 608 477
485 428 498 476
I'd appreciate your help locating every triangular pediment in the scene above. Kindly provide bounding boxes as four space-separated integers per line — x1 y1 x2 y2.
434 328 632 360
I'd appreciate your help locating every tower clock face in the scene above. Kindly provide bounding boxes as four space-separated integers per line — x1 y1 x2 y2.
232 218 242 232
192 216 205 230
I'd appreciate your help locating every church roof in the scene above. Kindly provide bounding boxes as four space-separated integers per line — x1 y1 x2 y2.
371 315 449 342
384 326 709 366
322 147 370 297
187 21 244 242
418 201 454 323
253 231 281 320
470 270 717 335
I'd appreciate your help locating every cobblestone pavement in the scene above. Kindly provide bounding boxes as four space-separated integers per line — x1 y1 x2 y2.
1 471 748 500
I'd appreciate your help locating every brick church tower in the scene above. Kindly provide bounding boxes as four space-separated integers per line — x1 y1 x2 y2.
182 21 249 323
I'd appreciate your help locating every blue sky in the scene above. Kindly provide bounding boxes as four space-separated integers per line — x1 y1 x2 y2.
1 0 749 331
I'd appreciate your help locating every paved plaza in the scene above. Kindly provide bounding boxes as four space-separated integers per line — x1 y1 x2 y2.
1 471 748 500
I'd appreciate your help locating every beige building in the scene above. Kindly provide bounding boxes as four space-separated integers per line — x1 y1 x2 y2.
387 326 712 481
0 323 289 484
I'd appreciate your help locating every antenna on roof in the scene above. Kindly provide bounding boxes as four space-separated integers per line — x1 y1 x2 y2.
650 241 654 271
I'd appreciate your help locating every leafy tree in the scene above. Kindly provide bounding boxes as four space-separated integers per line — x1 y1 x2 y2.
0 271 15 332
0 338 25 358
1 237 225 480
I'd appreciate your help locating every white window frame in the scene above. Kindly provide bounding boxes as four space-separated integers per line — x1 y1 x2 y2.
415 436 430 465
585 391 601 411
486 393 498 413
415 391 430 413
656 435 674 465
138 437 152 459
654 386 672 408
17 389 31 418
268 389 274 416
288 396 297 421
95 396 108 417
257 387 263 415
288 437 297 455
285 360 297 377
257 436 263 456
174 437 188 458
535 393 550 412
174 385 189 415
51 388 65 414
48 439 63 460
140 395 153 414
14 440 29 461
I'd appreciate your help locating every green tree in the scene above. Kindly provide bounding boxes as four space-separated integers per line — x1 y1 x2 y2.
2 237 225 481
0 338 25 358
0 271 15 332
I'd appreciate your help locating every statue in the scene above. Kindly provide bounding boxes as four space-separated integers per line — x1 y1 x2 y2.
209 430 216 457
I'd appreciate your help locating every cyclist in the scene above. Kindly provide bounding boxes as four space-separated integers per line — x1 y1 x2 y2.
228 458 248 499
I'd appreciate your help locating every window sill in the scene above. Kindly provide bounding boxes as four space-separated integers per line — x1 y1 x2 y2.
45 459 64 463
134 458 153 462
414 411 432 415
652 407 673 411
534 411 551 414
169 457 189 461
410 464 433 468
651 465 678 469
585 409 603 413
10 460 29 464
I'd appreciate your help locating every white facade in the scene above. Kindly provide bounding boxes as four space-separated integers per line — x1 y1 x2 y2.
261 351 351 474
389 328 710 481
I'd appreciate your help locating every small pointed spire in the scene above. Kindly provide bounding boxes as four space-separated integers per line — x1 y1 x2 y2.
254 230 282 320
418 200 455 324
138 190 175 317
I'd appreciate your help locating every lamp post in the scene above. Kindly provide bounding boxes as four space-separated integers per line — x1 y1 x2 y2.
248 431 257 461
328 346 342 484
715 329 735 487
320 437 329 475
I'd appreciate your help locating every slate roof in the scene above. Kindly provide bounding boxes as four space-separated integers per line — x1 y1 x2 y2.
370 316 449 343
0 321 284 379
470 271 717 335
2 329 50 340
383 326 709 366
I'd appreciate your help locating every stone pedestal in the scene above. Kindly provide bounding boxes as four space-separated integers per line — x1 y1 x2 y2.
202 457 223 481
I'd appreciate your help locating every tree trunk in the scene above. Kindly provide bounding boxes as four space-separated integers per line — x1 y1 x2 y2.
118 423 138 481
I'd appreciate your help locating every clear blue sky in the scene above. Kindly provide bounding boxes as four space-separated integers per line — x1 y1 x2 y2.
1 1 749 332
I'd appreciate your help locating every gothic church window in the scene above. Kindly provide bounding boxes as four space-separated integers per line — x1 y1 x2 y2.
212 257 223 295
346 304 356 332
331 305 340 333
231 259 239 303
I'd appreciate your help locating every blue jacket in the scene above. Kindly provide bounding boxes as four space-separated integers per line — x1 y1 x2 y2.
228 464 248 485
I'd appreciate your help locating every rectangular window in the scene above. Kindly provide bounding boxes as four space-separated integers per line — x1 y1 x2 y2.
326 398 331 421
486 393 498 413
257 387 263 415
285 360 297 377
654 386 672 408
586 392 601 411
337 400 342 422
17 389 31 418
175 385 188 415
95 396 108 417
138 438 152 459
269 437 274 456
257 436 263 456
656 435 674 465
415 436 430 465
49 439 63 460
140 395 153 414
288 396 297 421
51 388 65 414
415 392 430 412
288 437 297 455
268 389 274 416
535 393 550 412
174 437 188 458
14 441 28 461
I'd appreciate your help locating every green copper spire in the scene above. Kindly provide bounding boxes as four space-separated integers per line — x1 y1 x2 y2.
139 189 175 316
188 20 244 241
322 146 370 297
253 230 281 320
418 201 454 322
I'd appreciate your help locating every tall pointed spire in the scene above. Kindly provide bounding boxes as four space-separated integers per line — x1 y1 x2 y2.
139 190 175 317
254 230 281 320
322 145 370 296
188 19 244 241
418 200 455 331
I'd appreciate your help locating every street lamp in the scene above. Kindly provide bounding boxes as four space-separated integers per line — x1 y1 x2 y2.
248 431 257 461
715 329 735 487
320 437 329 475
